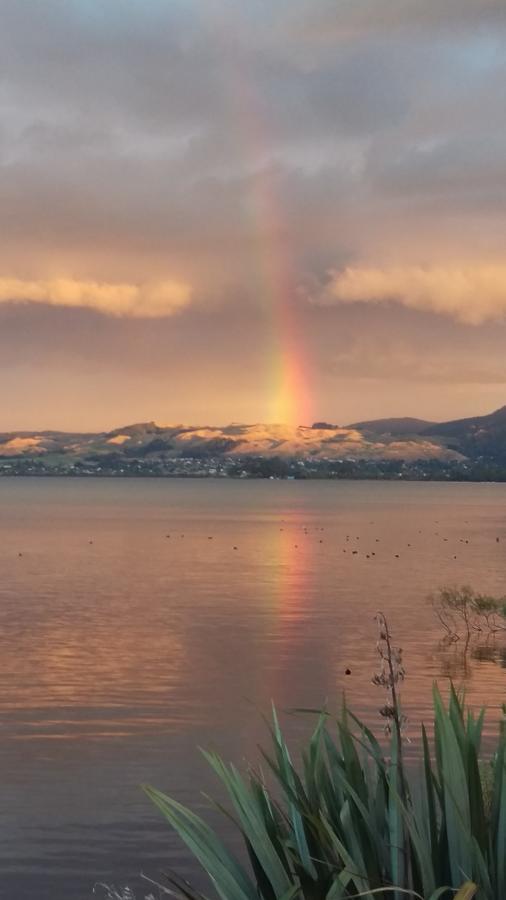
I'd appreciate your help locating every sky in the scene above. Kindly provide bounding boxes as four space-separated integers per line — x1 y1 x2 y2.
2 0 506 430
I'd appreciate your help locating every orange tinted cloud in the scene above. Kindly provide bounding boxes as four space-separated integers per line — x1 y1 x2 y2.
0 277 191 318
321 265 506 325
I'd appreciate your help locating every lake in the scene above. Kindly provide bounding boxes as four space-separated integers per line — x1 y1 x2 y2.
0 477 505 899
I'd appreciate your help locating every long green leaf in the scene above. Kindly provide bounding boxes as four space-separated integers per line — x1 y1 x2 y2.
143 785 258 900
201 751 293 898
493 734 506 898
271 706 318 881
433 685 472 888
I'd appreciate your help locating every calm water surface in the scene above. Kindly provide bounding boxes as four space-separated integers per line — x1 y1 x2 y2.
0 477 505 898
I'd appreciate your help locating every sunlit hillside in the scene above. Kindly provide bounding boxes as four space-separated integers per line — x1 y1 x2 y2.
0 419 464 462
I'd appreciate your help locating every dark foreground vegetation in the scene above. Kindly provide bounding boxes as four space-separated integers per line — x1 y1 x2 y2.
98 608 506 900
144 688 494 900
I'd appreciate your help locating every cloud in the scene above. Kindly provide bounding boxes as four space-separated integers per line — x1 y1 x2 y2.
288 0 506 41
1 0 506 427
319 265 506 324
0 277 191 318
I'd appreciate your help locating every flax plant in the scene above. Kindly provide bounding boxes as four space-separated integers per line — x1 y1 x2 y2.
143 641 506 900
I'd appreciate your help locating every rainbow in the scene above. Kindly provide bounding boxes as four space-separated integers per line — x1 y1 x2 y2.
251 163 313 429
209 12 313 428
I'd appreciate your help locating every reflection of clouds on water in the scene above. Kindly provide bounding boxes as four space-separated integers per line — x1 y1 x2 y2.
0 604 188 740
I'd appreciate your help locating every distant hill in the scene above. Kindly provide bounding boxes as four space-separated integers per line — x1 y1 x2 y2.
0 420 459 464
423 405 506 461
426 405 506 436
346 417 435 436
2 406 506 466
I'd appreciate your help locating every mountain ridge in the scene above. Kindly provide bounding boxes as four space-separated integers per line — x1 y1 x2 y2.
346 417 435 436
1 405 506 465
